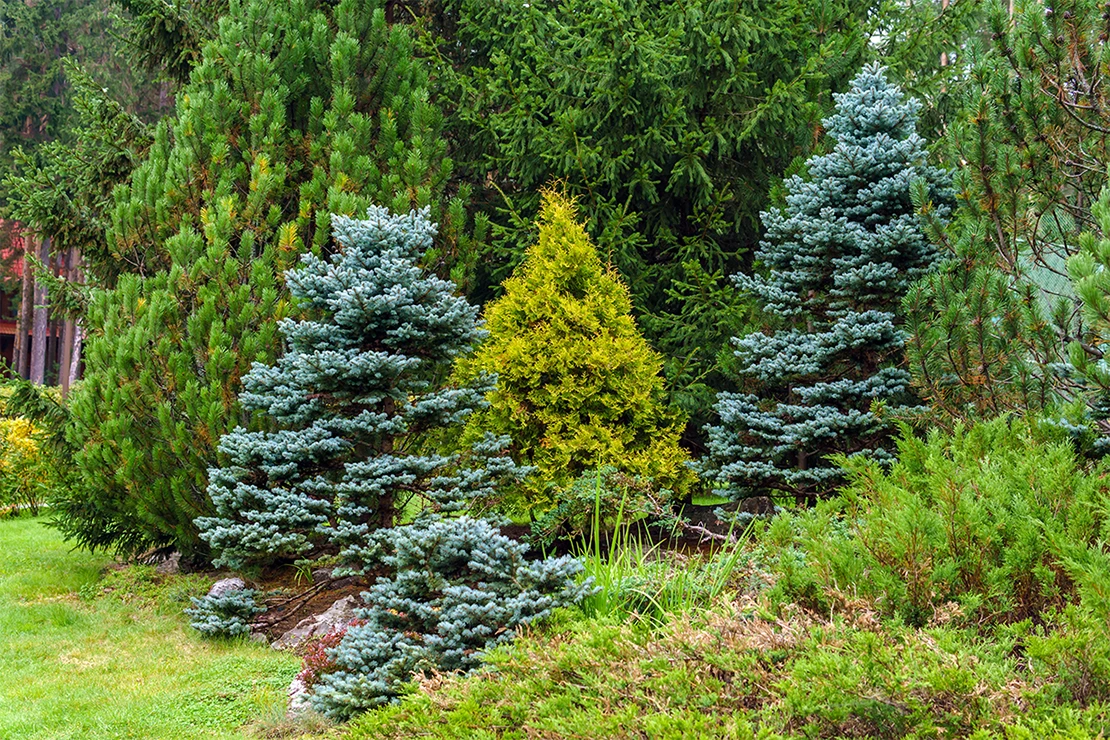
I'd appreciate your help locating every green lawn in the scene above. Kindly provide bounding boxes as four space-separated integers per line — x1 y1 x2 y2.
0 516 303 739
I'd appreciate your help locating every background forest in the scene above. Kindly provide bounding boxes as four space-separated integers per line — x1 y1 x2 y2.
2 0 1110 737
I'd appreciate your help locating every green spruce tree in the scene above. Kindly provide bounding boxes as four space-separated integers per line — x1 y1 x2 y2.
434 0 876 422
459 191 689 517
63 0 473 557
702 65 952 503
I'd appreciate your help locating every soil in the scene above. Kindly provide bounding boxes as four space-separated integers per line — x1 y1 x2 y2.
253 577 371 641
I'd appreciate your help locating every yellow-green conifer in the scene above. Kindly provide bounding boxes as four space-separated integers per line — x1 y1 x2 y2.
460 192 689 515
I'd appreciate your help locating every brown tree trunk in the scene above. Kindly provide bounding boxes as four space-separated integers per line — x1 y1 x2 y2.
795 449 808 508
29 236 50 385
14 238 34 379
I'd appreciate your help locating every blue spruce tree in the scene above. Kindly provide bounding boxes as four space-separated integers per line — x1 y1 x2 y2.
196 206 589 716
311 516 591 718
196 206 520 569
702 64 952 503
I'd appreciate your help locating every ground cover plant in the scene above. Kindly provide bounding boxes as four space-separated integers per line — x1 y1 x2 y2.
341 417 1110 739
342 605 1110 739
0 516 306 739
762 417 1110 628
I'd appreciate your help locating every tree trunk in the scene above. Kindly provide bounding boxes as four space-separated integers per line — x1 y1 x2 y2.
67 322 83 390
29 236 50 385
59 248 80 396
14 238 34 379
795 449 808 508
65 249 84 390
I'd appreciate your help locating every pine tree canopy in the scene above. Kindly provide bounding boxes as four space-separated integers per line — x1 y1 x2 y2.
702 64 953 502
61 0 468 558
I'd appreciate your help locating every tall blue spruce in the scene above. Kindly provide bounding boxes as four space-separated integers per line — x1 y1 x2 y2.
702 64 952 503
196 206 520 569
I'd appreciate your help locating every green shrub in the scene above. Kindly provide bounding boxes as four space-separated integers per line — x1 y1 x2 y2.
457 191 691 517
0 384 66 517
763 417 1110 628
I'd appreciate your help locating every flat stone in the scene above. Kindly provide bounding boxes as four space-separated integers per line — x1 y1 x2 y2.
287 676 311 717
273 595 360 651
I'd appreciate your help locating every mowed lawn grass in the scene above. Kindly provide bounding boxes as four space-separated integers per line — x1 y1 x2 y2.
0 516 302 739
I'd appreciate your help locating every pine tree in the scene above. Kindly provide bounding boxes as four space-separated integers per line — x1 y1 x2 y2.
902 187 1058 425
197 206 520 570
1068 185 1110 418
893 0 1110 423
458 191 689 517
62 0 474 558
702 64 952 503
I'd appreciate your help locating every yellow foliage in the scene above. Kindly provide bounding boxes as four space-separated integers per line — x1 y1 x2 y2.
459 190 691 514
0 415 47 514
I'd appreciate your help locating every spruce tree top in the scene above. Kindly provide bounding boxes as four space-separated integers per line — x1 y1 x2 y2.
746 62 949 323
243 207 484 427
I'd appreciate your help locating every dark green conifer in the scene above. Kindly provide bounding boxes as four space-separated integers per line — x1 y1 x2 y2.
436 0 876 418
64 0 472 557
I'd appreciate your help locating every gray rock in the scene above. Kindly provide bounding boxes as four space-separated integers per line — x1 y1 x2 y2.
207 577 247 598
273 595 359 651
155 552 181 576
287 676 311 717
248 631 269 645
310 567 333 583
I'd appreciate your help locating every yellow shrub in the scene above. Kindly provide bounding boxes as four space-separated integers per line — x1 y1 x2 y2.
458 191 692 517
0 415 48 515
